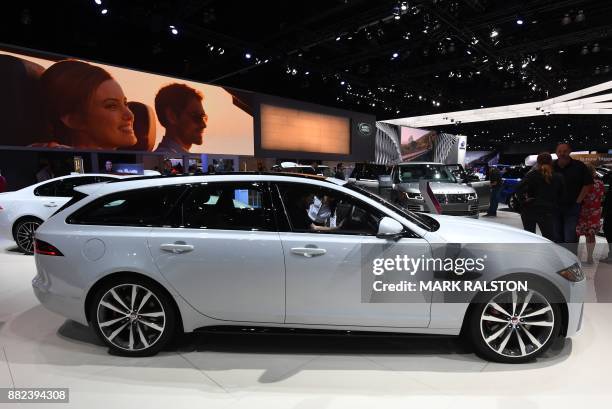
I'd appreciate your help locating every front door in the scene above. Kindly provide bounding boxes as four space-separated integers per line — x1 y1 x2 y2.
276 182 432 328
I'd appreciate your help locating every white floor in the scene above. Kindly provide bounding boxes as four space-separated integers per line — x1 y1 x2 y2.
1 208 611 408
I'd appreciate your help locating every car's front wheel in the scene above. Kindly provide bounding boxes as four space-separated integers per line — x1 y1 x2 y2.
467 285 562 363
90 278 178 356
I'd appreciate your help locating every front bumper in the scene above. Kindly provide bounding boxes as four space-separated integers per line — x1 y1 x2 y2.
565 279 586 338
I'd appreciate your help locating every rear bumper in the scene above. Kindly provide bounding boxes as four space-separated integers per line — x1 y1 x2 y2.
32 259 89 326
0 211 14 241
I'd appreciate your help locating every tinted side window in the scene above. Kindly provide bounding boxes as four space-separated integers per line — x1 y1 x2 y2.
34 180 60 196
177 182 275 231
55 176 100 197
276 183 384 236
68 185 186 226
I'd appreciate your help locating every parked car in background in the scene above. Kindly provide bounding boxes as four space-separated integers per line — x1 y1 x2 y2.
445 164 491 212
271 162 317 175
0 174 123 253
32 172 584 363
387 162 479 218
499 166 532 211
348 163 391 193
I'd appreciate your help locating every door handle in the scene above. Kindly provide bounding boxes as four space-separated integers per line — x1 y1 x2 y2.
291 247 327 258
160 243 194 254
44 202 58 207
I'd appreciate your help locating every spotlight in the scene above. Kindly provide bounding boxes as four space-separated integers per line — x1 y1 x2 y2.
101 8 108 15
335 36 341 41
245 52 252 59
561 13 571 25
516 19 524 25
169 25 178 35
305 71 310 75
545 64 552 71
340 81 345 85
490 29 499 38
94 0 102 4
392 52 399 58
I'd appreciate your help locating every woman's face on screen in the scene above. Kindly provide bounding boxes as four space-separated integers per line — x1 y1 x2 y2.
80 79 136 149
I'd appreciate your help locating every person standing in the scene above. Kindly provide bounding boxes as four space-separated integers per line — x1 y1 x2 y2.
575 163 605 264
553 143 593 251
484 166 502 217
515 153 565 241
334 163 346 180
154 83 208 154
0 170 6 193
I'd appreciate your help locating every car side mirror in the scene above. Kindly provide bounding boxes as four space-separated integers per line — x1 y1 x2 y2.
377 217 404 240
378 175 393 189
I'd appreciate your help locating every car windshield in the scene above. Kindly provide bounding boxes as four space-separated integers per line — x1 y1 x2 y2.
398 164 457 183
345 182 440 232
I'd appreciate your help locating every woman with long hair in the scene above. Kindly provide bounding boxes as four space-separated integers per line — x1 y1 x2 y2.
576 162 606 264
515 152 565 241
36 59 136 149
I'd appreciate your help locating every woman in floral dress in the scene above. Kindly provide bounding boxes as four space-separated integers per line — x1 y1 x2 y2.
576 162 605 264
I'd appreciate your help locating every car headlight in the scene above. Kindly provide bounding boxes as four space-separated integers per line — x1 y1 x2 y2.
467 193 478 201
403 192 424 201
557 263 585 282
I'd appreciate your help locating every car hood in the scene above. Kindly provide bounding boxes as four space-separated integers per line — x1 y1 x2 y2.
420 214 580 273
396 182 474 194
423 214 550 244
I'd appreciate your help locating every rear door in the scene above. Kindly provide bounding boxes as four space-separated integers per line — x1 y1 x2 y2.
148 181 286 323
32 176 102 219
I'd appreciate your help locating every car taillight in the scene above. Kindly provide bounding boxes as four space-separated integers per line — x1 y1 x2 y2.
34 239 64 256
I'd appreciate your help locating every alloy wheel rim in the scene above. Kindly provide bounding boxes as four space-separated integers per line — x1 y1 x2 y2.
97 284 166 351
480 290 555 358
16 221 40 253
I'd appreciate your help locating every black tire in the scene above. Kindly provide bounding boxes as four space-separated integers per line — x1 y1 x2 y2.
89 277 178 357
466 282 562 363
13 217 42 254
508 193 520 212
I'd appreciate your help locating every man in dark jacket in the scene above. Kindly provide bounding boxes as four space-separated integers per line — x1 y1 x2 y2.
553 143 593 252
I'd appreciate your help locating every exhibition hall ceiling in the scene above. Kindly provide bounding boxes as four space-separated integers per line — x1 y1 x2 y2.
2 0 612 149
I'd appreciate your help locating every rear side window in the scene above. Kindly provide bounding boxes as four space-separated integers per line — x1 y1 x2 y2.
35 176 106 197
171 182 275 231
67 185 187 226
52 192 88 217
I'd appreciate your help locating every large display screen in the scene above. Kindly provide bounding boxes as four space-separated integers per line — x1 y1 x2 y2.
400 126 436 161
260 104 350 154
0 49 254 155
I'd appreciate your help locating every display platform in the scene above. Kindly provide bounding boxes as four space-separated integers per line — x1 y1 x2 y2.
0 208 611 408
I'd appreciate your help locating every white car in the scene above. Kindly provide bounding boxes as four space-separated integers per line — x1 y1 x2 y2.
32 173 585 362
0 174 122 253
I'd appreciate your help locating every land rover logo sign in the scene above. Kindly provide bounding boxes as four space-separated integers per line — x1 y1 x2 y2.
357 122 372 136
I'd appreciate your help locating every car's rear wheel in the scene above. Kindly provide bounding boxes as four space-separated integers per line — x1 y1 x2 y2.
90 278 178 356
467 284 562 363
13 217 42 254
